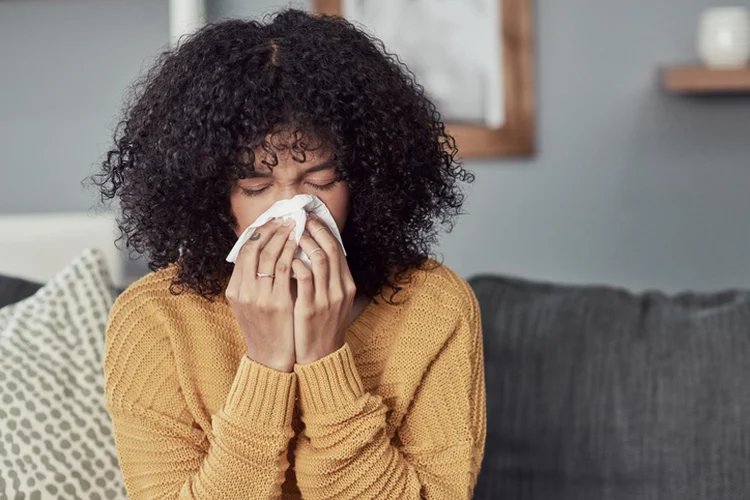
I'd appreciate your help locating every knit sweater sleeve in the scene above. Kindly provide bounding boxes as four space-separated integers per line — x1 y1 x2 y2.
292 280 486 499
103 290 296 500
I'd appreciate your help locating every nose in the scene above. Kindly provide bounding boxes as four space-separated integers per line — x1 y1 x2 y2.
274 184 304 202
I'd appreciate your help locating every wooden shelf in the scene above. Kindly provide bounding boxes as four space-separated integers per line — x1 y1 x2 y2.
662 66 750 94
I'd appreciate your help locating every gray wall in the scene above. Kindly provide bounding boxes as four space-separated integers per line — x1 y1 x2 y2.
0 0 169 214
208 0 308 20
441 0 750 293
2 0 750 292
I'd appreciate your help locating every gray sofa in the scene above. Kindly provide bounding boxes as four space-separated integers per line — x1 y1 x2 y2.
0 273 43 308
4 272 749 500
470 274 750 500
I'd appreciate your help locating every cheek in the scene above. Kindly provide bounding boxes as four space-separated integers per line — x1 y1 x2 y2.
229 190 267 237
319 185 350 231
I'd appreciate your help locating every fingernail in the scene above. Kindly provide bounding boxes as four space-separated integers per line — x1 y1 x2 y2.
283 218 294 226
308 213 319 220
288 230 296 240
272 218 282 225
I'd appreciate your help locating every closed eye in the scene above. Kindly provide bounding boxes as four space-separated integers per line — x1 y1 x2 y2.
239 180 338 197
306 180 338 191
240 186 270 197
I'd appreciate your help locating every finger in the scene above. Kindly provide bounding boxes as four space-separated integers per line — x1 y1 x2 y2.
298 234 329 301
305 219 341 266
273 230 298 297
236 218 283 279
233 219 283 303
292 259 314 306
226 248 244 301
258 219 296 273
339 252 356 300
256 219 296 295
305 219 342 293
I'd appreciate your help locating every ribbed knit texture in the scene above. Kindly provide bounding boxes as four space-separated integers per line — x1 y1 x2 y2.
103 260 486 499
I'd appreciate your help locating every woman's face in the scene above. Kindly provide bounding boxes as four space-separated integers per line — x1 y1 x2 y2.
229 142 350 237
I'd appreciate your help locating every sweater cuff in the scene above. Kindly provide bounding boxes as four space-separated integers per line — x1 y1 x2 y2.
294 343 364 414
223 355 297 427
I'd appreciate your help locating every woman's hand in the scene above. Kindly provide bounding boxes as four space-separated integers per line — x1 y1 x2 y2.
292 217 357 365
225 218 298 372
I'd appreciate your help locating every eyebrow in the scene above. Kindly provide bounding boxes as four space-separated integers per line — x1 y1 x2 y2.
243 160 337 178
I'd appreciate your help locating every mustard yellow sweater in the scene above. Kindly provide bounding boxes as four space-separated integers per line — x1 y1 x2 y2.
103 260 486 499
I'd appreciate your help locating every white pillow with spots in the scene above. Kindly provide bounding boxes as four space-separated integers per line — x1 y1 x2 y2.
0 248 127 499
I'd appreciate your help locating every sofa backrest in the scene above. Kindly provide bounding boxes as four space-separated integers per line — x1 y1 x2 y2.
470 274 750 500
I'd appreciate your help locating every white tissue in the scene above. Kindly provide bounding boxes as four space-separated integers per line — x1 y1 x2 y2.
225 195 345 271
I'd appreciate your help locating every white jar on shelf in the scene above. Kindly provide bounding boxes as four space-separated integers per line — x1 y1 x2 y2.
697 7 750 68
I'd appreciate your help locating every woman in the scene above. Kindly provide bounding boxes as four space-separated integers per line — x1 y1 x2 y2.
96 9 485 500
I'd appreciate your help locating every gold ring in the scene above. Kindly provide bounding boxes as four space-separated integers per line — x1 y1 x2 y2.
312 226 327 238
256 272 275 278
307 247 323 258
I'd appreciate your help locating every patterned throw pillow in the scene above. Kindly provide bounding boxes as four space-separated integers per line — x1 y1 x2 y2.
0 249 127 499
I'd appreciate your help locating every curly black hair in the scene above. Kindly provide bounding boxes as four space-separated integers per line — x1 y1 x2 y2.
91 8 473 301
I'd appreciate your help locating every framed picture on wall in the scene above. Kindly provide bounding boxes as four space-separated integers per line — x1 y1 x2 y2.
313 0 535 158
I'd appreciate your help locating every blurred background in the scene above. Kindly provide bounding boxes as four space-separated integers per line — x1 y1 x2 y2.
1 0 750 292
